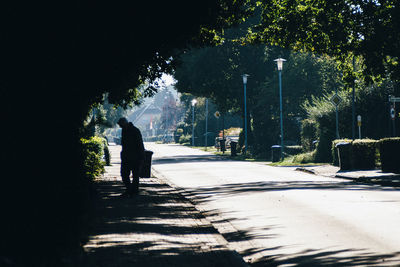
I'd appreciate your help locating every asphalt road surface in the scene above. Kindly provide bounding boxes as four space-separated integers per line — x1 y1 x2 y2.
145 142 400 266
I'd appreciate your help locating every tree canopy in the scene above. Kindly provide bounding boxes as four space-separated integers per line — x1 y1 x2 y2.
1 1 252 265
174 21 341 155
250 1 400 82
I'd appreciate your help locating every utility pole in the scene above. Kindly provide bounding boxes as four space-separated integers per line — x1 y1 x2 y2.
352 56 356 140
205 99 208 150
242 74 249 154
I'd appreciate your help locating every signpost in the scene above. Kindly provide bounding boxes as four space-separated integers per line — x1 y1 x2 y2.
205 99 208 150
390 107 396 120
389 96 400 102
389 96 399 136
357 115 362 139
330 93 343 106
214 111 225 152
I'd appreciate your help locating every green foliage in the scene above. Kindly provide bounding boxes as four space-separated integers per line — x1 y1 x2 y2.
379 138 400 173
304 77 399 163
252 1 400 83
352 139 377 170
301 119 317 151
292 150 317 164
304 90 352 163
354 80 398 139
177 95 241 147
103 141 111 166
2 1 253 265
332 139 353 166
271 150 317 165
174 128 184 143
238 129 245 153
285 145 303 156
176 22 341 158
332 139 377 170
178 134 192 145
81 136 106 180
81 95 127 138
313 111 339 163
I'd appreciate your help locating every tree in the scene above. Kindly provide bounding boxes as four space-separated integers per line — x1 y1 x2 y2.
86 96 127 137
1 1 252 265
251 1 400 82
174 27 341 156
302 77 400 162
161 93 178 133
176 94 241 146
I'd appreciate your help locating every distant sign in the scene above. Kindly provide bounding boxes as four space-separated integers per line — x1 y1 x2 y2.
214 111 221 118
330 93 342 106
389 96 400 102
357 115 362 126
391 107 396 120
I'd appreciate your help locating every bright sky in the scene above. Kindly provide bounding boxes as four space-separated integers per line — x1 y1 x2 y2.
161 73 176 86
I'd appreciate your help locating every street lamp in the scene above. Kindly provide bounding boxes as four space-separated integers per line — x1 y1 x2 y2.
205 98 208 150
191 99 197 146
164 96 168 135
242 74 249 154
274 58 286 159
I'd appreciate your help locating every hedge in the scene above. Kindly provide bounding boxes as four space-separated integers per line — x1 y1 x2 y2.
379 138 400 173
332 139 377 170
332 139 353 167
80 136 107 180
352 139 377 170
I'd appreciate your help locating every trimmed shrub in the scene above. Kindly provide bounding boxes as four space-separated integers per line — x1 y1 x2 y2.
332 139 377 170
81 136 106 180
352 139 377 170
379 138 400 173
332 139 352 166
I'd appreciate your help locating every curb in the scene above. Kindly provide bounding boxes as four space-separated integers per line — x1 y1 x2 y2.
295 167 316 175
295 167 400 187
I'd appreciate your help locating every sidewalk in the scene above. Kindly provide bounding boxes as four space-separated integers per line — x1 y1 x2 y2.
83 144 248 267
296 165 400 187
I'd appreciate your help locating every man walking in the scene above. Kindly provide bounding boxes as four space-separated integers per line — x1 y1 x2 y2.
117 117 145 196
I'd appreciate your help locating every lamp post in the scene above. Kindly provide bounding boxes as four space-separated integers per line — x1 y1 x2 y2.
274 58 286 159
164 96 168 136
352 56 356 140
242 74 249 154
191 99 197 146
205 98 208 150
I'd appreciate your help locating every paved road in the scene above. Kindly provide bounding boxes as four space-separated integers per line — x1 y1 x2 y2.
146 142 400 266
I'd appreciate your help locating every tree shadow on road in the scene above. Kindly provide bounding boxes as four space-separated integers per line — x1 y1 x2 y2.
82 178 246 267
151 153 400 266
181 180 399 206
250 248 400 266
154 154 227 165
177 180 400 266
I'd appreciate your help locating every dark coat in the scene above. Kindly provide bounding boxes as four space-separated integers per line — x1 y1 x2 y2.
121 122 145 164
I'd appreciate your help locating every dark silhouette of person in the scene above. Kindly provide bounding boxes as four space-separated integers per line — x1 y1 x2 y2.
117 117 145 196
